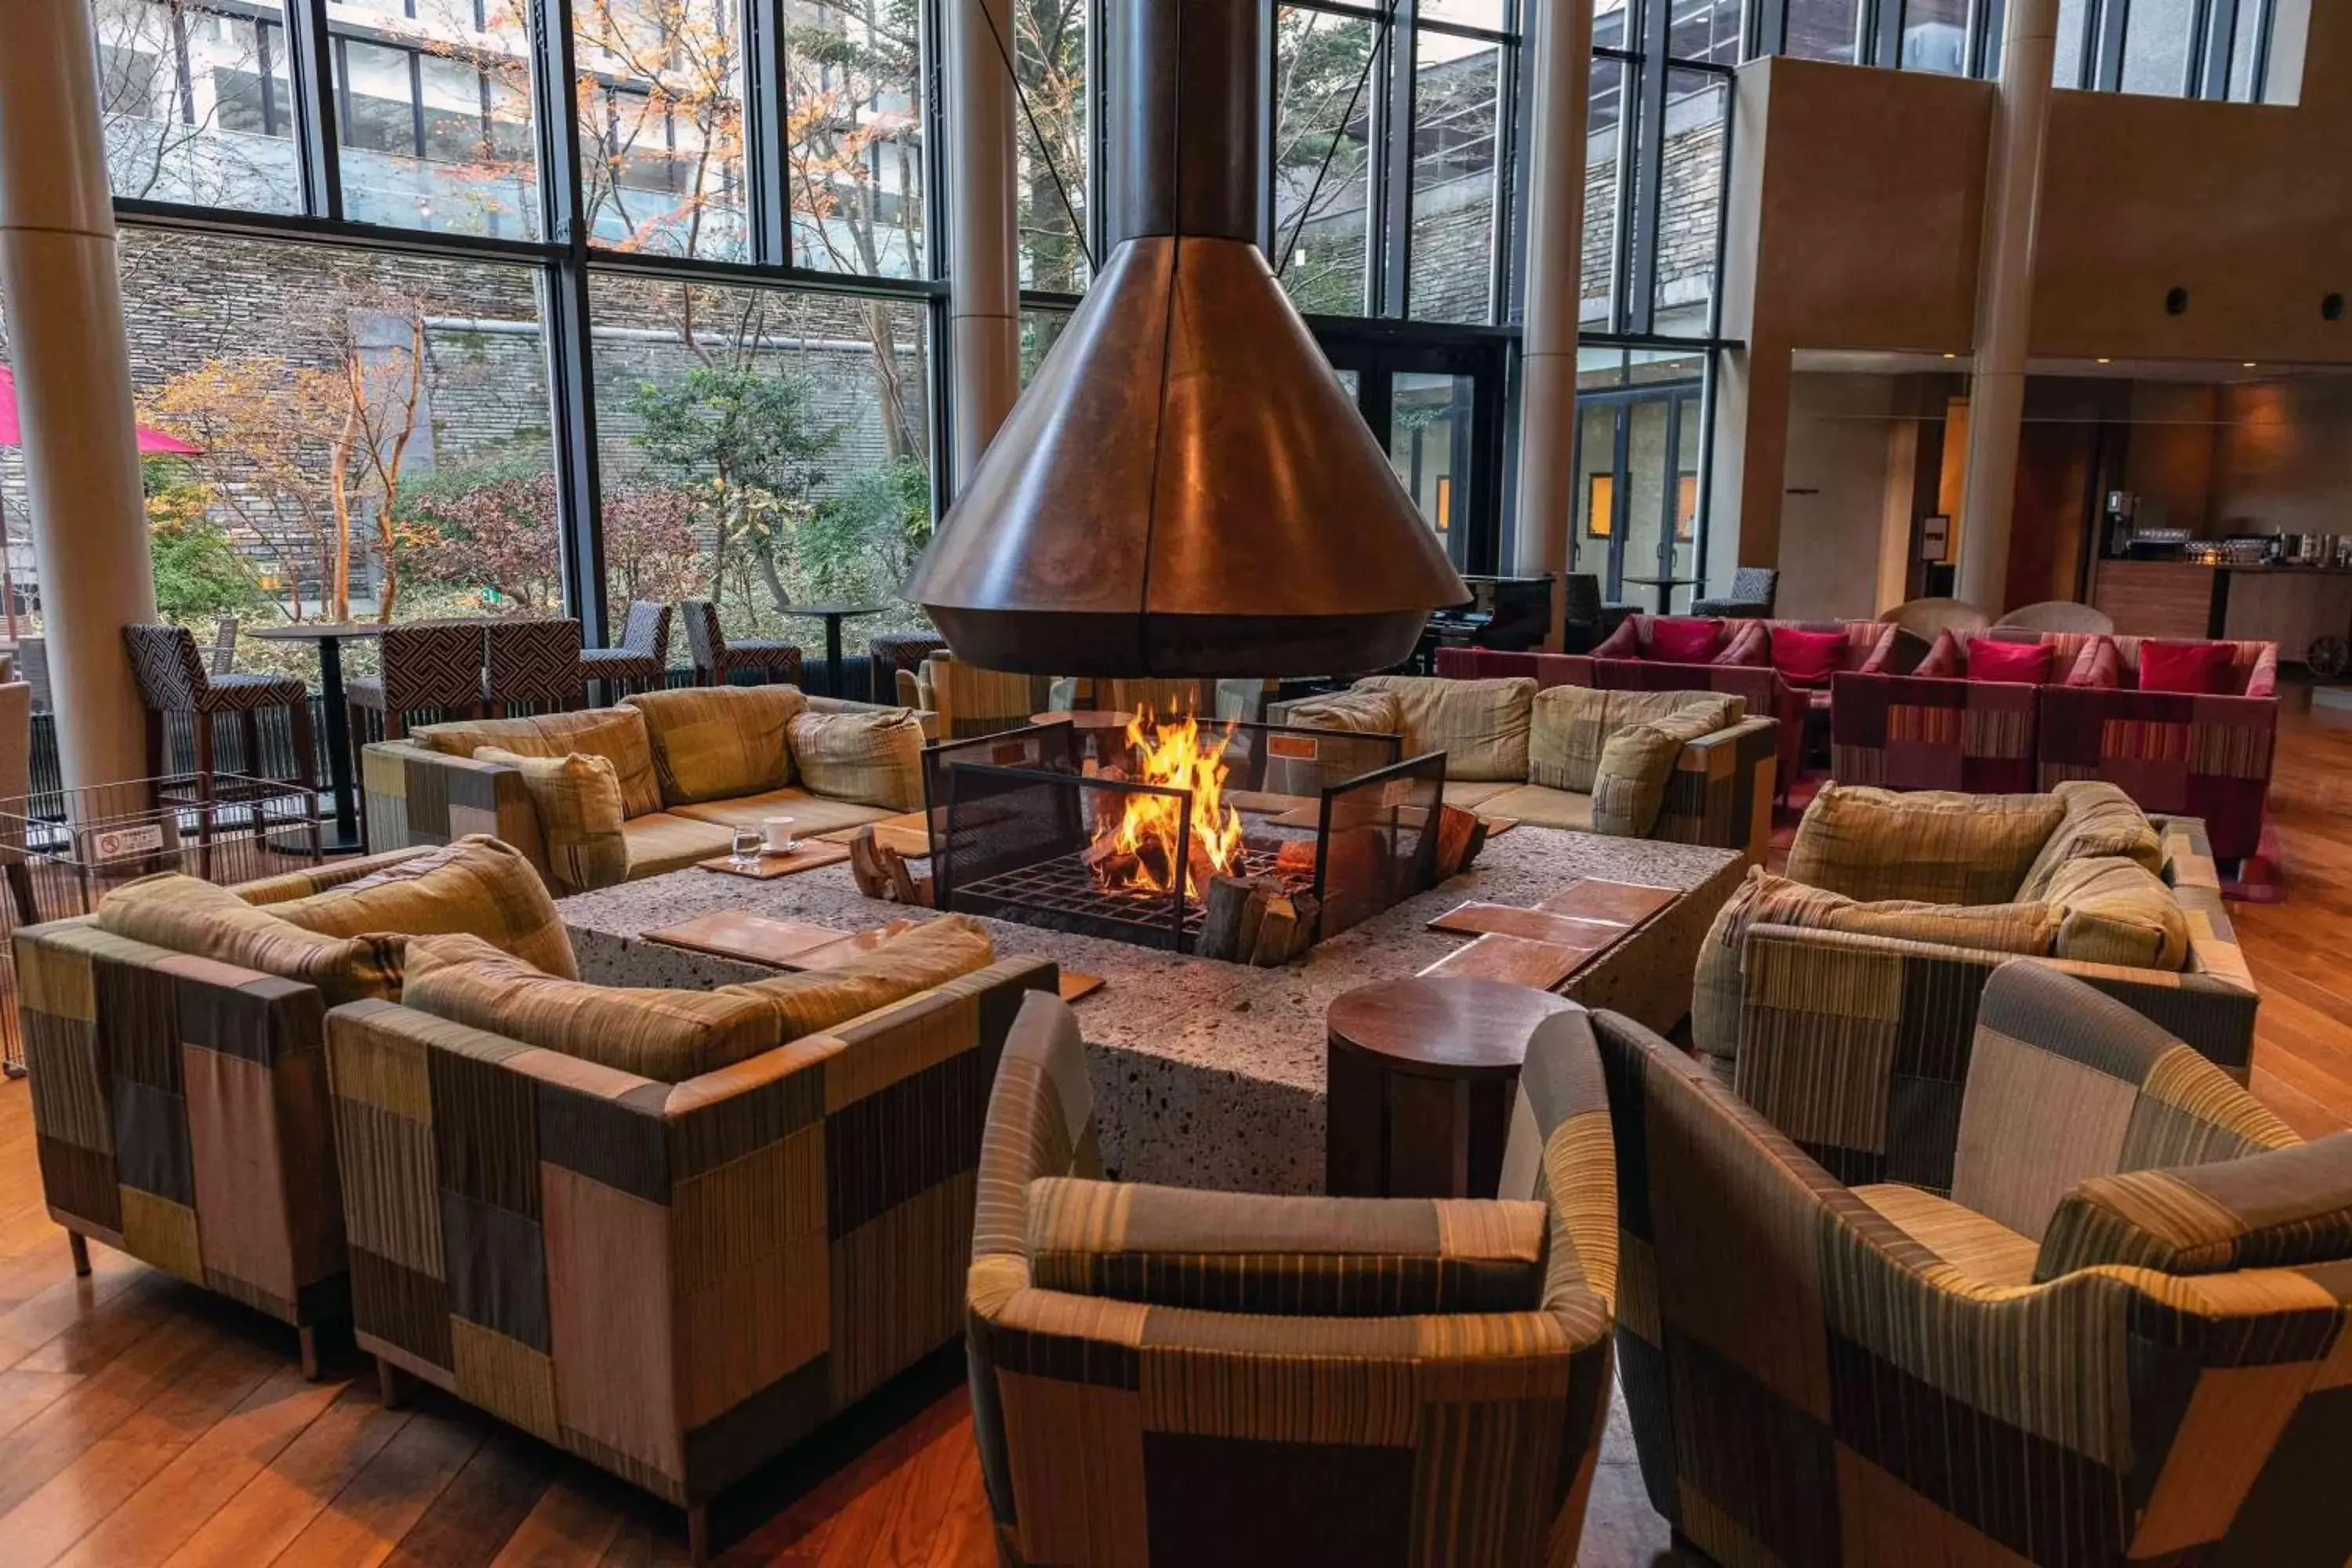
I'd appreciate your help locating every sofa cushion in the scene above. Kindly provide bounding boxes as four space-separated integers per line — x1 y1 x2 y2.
473 750 630 898
1717 621 1771 668
1474 784 1594 832
2064 636 2125 689
2015 781 2163 901
1023 1180 1549 1314
1644 617 1722 663
2138 638 2234 695
1769 626 1846 688
401 914 996 1082
267 833 580 979
671 788 896 837
1914 630 1960 678
2034 1134 2352 1281
98 874 405 1005
2042 855 2191 971
622 684 806 805
1965 637 2055 685
1853 1183 2038 1287
1356 675 1535 782
1785 784 2067 906
1529 686 1740 794
1591 618 1639 659
619 812 736 877
401 935 786 1082
1589 706 1719 837
1281 687 1403 736
416 708 662 819
732 914 994 1043
788 708 926 811
1691 868 2059 1058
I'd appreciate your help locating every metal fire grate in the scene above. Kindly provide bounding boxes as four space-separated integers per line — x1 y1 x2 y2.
0 776 321 1076
953 844 1289 949
929 719 1447 957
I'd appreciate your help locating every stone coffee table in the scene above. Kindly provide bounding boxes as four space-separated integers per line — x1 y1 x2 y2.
556 827 1746 1195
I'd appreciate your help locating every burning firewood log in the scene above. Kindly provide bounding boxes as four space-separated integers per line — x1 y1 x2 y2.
848 826 935 908
1197 875 1320 965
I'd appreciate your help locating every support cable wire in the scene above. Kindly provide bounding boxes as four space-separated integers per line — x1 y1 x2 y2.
1276 0 1405 281
974 0 1096 275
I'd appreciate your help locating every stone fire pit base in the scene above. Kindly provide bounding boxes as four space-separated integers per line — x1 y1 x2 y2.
557 828 1745 1195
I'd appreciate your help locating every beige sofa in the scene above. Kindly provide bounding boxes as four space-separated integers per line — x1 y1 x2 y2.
363 685 935 891
1274 673 1779 858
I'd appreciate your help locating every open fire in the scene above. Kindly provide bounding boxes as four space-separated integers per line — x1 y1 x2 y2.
1080 707 1247 901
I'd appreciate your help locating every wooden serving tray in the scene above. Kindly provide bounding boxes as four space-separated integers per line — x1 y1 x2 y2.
815 812 935 860
1418 932 1593 991
694 842 851 880
1535 879 1679 927
645 911 862 967
1426 903 1628 953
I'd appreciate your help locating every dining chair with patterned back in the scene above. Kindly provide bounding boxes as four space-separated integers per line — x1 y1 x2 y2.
680 597 801 687
579 600 673 699
345 621 487 743
1692 565 1780 619
867 630 948 703
122 622 318 808
482 616 585 717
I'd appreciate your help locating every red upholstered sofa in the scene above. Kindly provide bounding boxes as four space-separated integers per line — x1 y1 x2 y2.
1438 615 1908 798
1827 628 2085 794
2038 635 2279 862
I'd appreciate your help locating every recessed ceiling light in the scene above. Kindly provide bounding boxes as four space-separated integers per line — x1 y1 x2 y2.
2244 361 2259 368
1943 353 1958 361
2097 358 2112 365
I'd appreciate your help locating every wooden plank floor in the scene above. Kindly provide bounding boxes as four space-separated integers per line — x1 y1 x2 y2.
0 696 2346 1566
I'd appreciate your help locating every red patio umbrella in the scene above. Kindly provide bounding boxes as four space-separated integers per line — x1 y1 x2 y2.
0 365 203 642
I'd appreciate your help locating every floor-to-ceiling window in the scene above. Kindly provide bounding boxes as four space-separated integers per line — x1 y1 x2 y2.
1573 1 1736 610
0 0 942 665
1754 0 2281 101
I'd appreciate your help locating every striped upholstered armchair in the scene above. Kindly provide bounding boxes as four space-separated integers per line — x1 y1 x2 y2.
1602 961 2352 1566
966 992 1618 1566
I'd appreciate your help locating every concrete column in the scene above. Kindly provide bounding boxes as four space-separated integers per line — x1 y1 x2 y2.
0 0 158 793
1512 0 1593 651
946 0 1022 495
1955 0 2059 613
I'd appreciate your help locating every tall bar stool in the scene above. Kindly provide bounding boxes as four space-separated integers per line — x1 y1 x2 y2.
482 616 584 717
345 622 486 743
122 622 318 814
681 599 800 687
579 600 673 699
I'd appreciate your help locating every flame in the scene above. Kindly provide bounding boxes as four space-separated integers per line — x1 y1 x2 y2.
1091 706 1246 901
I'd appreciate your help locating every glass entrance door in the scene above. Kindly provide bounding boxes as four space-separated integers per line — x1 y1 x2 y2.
1316 332 1508 575
1573 383 1703 612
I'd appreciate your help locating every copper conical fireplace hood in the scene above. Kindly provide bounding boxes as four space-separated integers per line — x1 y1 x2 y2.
904 0 1466 678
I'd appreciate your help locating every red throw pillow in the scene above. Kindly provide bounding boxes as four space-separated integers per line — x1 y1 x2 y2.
1965 637 2055 685
1915 630 1961 678
2137 639 2234 695
1647 617 1726 664
1769 627 1847 688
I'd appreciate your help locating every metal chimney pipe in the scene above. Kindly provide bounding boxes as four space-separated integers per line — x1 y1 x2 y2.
1105 0 1260 245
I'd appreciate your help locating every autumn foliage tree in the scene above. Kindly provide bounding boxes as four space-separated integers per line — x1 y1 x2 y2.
145 286 432 623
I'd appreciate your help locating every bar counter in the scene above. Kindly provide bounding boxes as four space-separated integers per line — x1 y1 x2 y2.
2089 557 2352 659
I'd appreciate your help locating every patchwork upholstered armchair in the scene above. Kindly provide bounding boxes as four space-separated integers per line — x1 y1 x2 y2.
327 928 1057 1560
967 992 1618 1567
1602 961 2352 1566
2039 635 2280 862
11 839 569 1377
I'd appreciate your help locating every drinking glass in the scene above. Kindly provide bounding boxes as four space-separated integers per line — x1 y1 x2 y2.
731 827 763 869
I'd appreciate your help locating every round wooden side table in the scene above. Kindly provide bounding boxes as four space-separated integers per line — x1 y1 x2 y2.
1325 976 1581 1199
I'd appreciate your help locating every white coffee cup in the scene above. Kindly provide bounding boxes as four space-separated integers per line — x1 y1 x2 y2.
763 817 799 854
